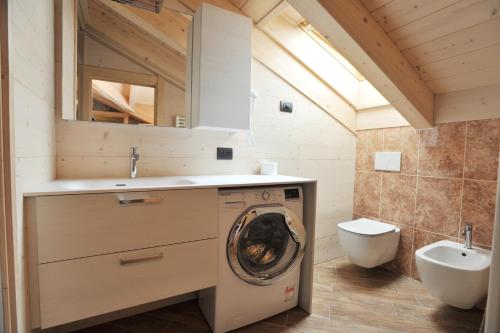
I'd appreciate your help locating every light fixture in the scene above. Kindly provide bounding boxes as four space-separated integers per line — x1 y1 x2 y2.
111 0 164 13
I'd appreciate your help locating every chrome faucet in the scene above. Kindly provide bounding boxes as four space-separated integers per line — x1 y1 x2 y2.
130 147 139 179
462 224 473 249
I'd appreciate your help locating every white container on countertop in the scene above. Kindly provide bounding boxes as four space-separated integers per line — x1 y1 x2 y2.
260 161 278 175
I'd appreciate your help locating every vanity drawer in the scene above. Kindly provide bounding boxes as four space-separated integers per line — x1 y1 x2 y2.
38 238 217 328
34 188 218 263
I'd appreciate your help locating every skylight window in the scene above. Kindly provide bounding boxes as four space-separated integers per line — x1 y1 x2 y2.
299 22 366 81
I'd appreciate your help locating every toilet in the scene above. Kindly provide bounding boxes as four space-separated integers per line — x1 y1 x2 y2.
337 218 400 268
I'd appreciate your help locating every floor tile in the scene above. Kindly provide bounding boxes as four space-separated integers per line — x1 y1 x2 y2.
74 257 483 333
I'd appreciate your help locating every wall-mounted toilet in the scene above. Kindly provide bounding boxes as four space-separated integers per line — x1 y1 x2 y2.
337 218 400 268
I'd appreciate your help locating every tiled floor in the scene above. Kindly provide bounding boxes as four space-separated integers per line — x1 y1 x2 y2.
75 257 483 333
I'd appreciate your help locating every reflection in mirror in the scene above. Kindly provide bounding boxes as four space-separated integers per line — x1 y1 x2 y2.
57 0 190 127
91 80 155 125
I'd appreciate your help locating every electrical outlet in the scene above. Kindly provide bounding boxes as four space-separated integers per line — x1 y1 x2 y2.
217 147 233 160
280 101 293 113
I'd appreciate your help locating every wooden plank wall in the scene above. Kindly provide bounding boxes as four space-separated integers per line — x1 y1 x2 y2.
77 34 186 126
0 0 17 331
57 59 357 265
435 83 500 123
8 0 57 331
362 0 500 94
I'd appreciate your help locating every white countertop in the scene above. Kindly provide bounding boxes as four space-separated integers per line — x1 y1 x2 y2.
23 174 316 196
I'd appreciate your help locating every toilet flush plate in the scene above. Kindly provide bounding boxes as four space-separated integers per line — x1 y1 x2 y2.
374 152 401 172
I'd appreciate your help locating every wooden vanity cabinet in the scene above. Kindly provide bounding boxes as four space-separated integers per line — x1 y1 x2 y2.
26 188 218 329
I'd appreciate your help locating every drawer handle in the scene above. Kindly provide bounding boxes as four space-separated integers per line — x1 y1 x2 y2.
119 197 162 205
119 253 164 265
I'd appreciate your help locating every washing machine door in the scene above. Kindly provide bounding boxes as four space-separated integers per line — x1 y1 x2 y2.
227 204 306 286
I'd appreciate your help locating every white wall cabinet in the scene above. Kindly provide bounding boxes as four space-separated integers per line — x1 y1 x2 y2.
187 3 252 130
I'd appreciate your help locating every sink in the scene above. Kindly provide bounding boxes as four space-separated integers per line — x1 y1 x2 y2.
57 177 196 191
415 240 491 309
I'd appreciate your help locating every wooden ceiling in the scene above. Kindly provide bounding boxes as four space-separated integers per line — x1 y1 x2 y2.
360 0 500 94
82 0 498 129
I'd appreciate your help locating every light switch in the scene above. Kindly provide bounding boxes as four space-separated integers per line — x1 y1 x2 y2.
374 152 401 172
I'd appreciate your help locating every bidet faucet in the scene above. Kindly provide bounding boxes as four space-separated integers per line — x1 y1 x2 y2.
130 147 139 179
462 224 473 249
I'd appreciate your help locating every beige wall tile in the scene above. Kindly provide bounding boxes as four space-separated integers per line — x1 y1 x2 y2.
461 180 497 246
384 223 414 277
418 122 466 178
415 177 463 237
383 127 418 175
354 120 499 281
356 129 383 172
353 172 381 218
464 118 500 181
380 174 417 226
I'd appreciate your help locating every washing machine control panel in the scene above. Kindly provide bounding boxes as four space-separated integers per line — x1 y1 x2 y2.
284 188 300 200
220 186 303 206
261 191 271 201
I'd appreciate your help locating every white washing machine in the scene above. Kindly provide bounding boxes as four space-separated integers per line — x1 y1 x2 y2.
199 186 306 333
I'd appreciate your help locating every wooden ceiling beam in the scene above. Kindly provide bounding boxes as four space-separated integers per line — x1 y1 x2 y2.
256 1 289 28
239 0 282 23
83 0 186 87
97 0 188 56
288 0 435 129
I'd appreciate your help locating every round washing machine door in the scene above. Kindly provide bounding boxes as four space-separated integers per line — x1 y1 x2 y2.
227 204 306 286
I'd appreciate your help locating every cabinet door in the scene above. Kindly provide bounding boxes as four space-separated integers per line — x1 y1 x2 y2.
35 188 218 263
38 239 217 328
189 3 251 130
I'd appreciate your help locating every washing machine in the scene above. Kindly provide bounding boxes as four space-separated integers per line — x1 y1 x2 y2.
199 186 306 333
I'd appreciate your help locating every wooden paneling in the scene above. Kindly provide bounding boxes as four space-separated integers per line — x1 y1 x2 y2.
84 0 186 86
229 0 248 9
239 0 282 23
56 59 357 268
357 106 410 130
435 83 500 123
155 77 185 127
0 1 17 331
98 0 189 56
252 28 357 132
360 0 393 12
371 0 462 32
387 0 499 51
427 65 500 93
403 17 500 66
83 34 153 75
55 0 77 120
417 44 500 81
363 0 500 93
81 0 358 131
80 65 158 121
8 0 57 331
292 0 434 128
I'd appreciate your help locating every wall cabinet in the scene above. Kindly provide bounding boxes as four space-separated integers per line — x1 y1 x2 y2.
187 3 252 130
26 189 218 329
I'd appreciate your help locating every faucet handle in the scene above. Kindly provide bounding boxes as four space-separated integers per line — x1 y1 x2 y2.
131 147 139 158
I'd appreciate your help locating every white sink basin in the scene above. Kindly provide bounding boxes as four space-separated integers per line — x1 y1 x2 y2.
415 240 491 309
58 177 196 191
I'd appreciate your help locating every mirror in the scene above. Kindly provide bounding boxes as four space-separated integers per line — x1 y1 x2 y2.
58 0 191 127
91 80 155 124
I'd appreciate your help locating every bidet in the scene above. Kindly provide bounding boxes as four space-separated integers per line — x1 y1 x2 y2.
415 240 491 309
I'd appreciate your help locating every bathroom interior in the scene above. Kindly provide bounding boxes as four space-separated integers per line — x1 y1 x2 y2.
0 0 499 332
